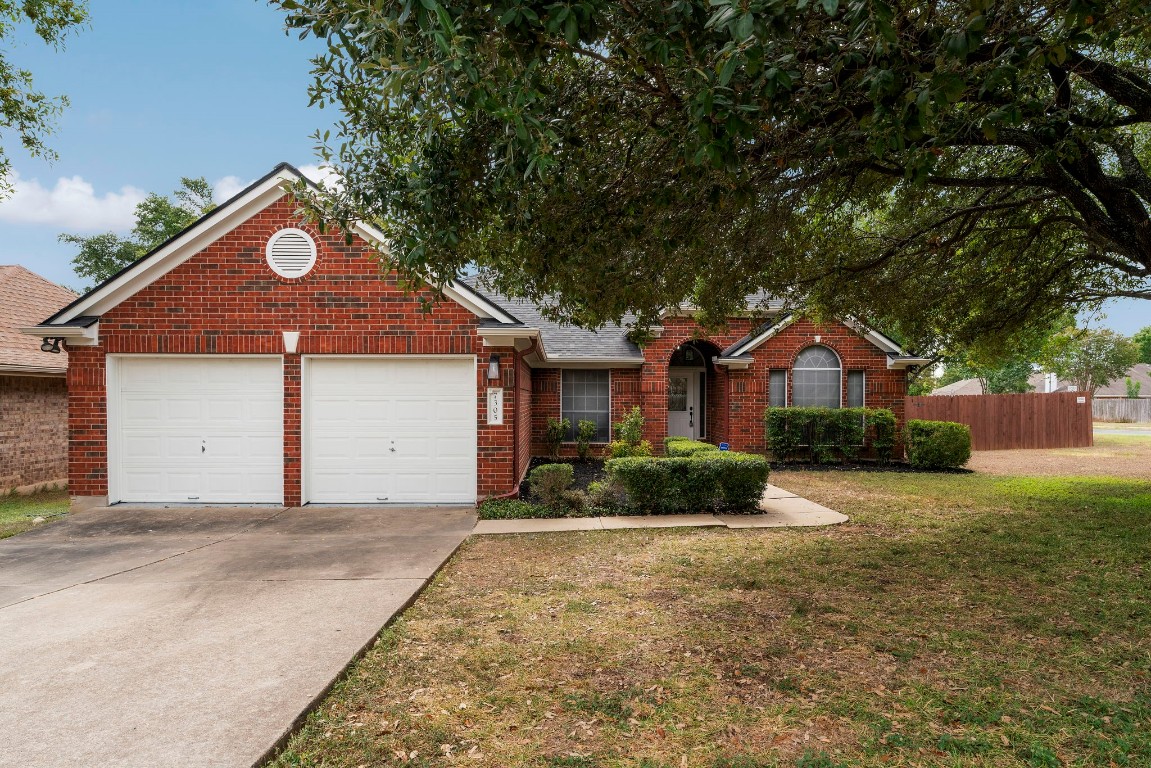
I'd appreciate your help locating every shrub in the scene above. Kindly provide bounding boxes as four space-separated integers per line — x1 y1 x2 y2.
711 452 771 511
606 451 769 514
764 407 867 463
906 420 972 469
544 417 570 459
529 463 574 508
665 438 720 457
575 419 598 460
477 499 559 520
1127 377 1142 399
607 439 653 458
866 408 897 465
587 478 627 513
614 406 645 445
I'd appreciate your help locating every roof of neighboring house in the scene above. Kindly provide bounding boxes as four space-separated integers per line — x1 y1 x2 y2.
0 265 76 375
1094 362 1151 397
930 378 985 396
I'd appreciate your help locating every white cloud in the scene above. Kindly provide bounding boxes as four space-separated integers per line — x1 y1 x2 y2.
212 164 342 205
0 171 146 232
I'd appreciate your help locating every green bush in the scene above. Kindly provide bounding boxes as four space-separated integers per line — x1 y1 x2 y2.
614 406 645 445
606 451 769 514
665 435 690 444
866 408 897 465
587 478 627 513
665 438 720 457
767 406 893 464
477 499 560 520
575 419 598 460
544 417 570 459
529 463 574 507
607 439 653 458
906 419 972 469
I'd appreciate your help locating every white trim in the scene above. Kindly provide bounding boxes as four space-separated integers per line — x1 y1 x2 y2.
725 315 798 357
19 321 100 346
106 354 286 506
847 369 866 408
841 318 905 355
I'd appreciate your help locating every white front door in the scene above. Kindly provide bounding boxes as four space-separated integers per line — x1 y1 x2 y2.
667 369 702 439
304 357 477 505
111 356 284 504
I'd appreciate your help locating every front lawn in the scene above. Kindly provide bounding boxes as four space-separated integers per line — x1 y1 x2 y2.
0 489 68 539
273 470 1151 768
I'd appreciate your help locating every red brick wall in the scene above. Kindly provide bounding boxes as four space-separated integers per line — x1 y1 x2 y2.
528 315 908 456
0 375 68 488
67 196 522 505
514 352 532 482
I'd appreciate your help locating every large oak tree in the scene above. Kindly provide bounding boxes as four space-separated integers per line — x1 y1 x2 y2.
277 0 1151 354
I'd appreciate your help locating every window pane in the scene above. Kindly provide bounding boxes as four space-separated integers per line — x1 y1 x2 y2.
793 369 840 408
561 370 610 441
769 370 787 407
847 371 864 407
794 346 840 369
668 377 687 411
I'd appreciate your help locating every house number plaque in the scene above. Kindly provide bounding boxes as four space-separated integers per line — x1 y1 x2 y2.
487 387 504 425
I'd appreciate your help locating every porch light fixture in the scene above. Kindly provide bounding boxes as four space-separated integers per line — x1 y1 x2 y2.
282 331 300 354
40 337 63 354
487 353 501 381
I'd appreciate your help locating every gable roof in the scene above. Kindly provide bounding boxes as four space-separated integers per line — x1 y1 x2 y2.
26 163 517 337
0 266 76 375
1095 363 1151 397
464 276 644 364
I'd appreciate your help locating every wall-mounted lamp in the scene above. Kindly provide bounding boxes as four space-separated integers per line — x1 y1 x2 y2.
487 353 501 381
40 337 63 354
282 331 300 354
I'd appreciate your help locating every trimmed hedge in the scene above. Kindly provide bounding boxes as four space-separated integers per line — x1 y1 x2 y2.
906 420 972 469
765 406 897 464
665 438 720 457
606 451 769 514
477 499 561 520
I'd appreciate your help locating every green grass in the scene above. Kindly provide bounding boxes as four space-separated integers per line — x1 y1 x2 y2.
0 489 68 539
272 470 1151 768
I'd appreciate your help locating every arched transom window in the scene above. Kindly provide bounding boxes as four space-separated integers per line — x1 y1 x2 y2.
792 345 841 408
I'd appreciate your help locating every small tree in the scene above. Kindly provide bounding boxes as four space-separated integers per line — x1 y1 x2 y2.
544 417 570 460
575 419 598 461
1040 328 1139 395
1134 327 1151 365
1127 378 1142 399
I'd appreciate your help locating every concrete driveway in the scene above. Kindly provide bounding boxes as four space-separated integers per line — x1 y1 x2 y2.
0 505 475 768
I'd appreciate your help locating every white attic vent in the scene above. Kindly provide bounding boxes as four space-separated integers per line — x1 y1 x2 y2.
266 228 317 278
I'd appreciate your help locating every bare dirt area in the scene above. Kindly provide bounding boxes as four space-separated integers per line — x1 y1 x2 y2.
967 433 1151 479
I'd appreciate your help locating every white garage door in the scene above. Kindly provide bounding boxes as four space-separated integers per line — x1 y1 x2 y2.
304 357 477 505
112 357 283 504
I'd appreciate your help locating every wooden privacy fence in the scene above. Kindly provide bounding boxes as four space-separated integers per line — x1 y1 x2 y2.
905 392 1094 450
1093 398 1151 423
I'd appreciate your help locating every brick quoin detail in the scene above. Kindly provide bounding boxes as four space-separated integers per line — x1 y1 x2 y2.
530 316 908 456
67 196 523 506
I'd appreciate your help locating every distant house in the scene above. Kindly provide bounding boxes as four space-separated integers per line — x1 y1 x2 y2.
933 366 1151 398
0 266 75 491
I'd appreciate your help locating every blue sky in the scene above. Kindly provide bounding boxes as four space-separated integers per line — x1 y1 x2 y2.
0 1 1146 334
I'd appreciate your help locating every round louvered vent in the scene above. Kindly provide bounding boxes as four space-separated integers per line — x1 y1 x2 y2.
266 228 317 278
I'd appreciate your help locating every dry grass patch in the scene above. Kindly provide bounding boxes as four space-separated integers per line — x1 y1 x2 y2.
967 434 1151 480
273 471 1150 768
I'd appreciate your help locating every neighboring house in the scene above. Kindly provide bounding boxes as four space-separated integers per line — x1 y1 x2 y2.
1091 363 1151 398
23 164 928 511
933 366 1150 397
1 265 76 490
929 378 987 396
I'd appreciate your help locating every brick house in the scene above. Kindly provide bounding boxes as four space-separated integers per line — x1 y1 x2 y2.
24 164 928 511
1 265 76 491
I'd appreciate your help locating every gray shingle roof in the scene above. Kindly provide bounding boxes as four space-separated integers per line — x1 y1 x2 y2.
463 276 644 362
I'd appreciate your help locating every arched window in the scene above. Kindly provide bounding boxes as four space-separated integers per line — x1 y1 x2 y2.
792 345 841 408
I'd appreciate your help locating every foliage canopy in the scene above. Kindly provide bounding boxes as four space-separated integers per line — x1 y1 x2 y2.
0 1 88 196
279 0 1151 354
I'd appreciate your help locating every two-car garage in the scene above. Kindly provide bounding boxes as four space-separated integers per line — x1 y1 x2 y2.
108 356 477 506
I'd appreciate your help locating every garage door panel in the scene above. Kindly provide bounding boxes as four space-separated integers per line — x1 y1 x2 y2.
305 358 477 505
113 357 283 504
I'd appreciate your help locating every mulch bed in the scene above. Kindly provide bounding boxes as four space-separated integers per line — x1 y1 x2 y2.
520 456 605 501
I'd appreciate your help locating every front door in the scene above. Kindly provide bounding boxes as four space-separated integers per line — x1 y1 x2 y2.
667 369 701 439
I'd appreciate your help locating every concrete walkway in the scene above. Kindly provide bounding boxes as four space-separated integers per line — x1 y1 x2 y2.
0 505 474 768
473 483 846 534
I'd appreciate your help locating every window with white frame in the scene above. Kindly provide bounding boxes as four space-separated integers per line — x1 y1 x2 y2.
792 345 841 407
847 370 865 407
561 369 610 441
